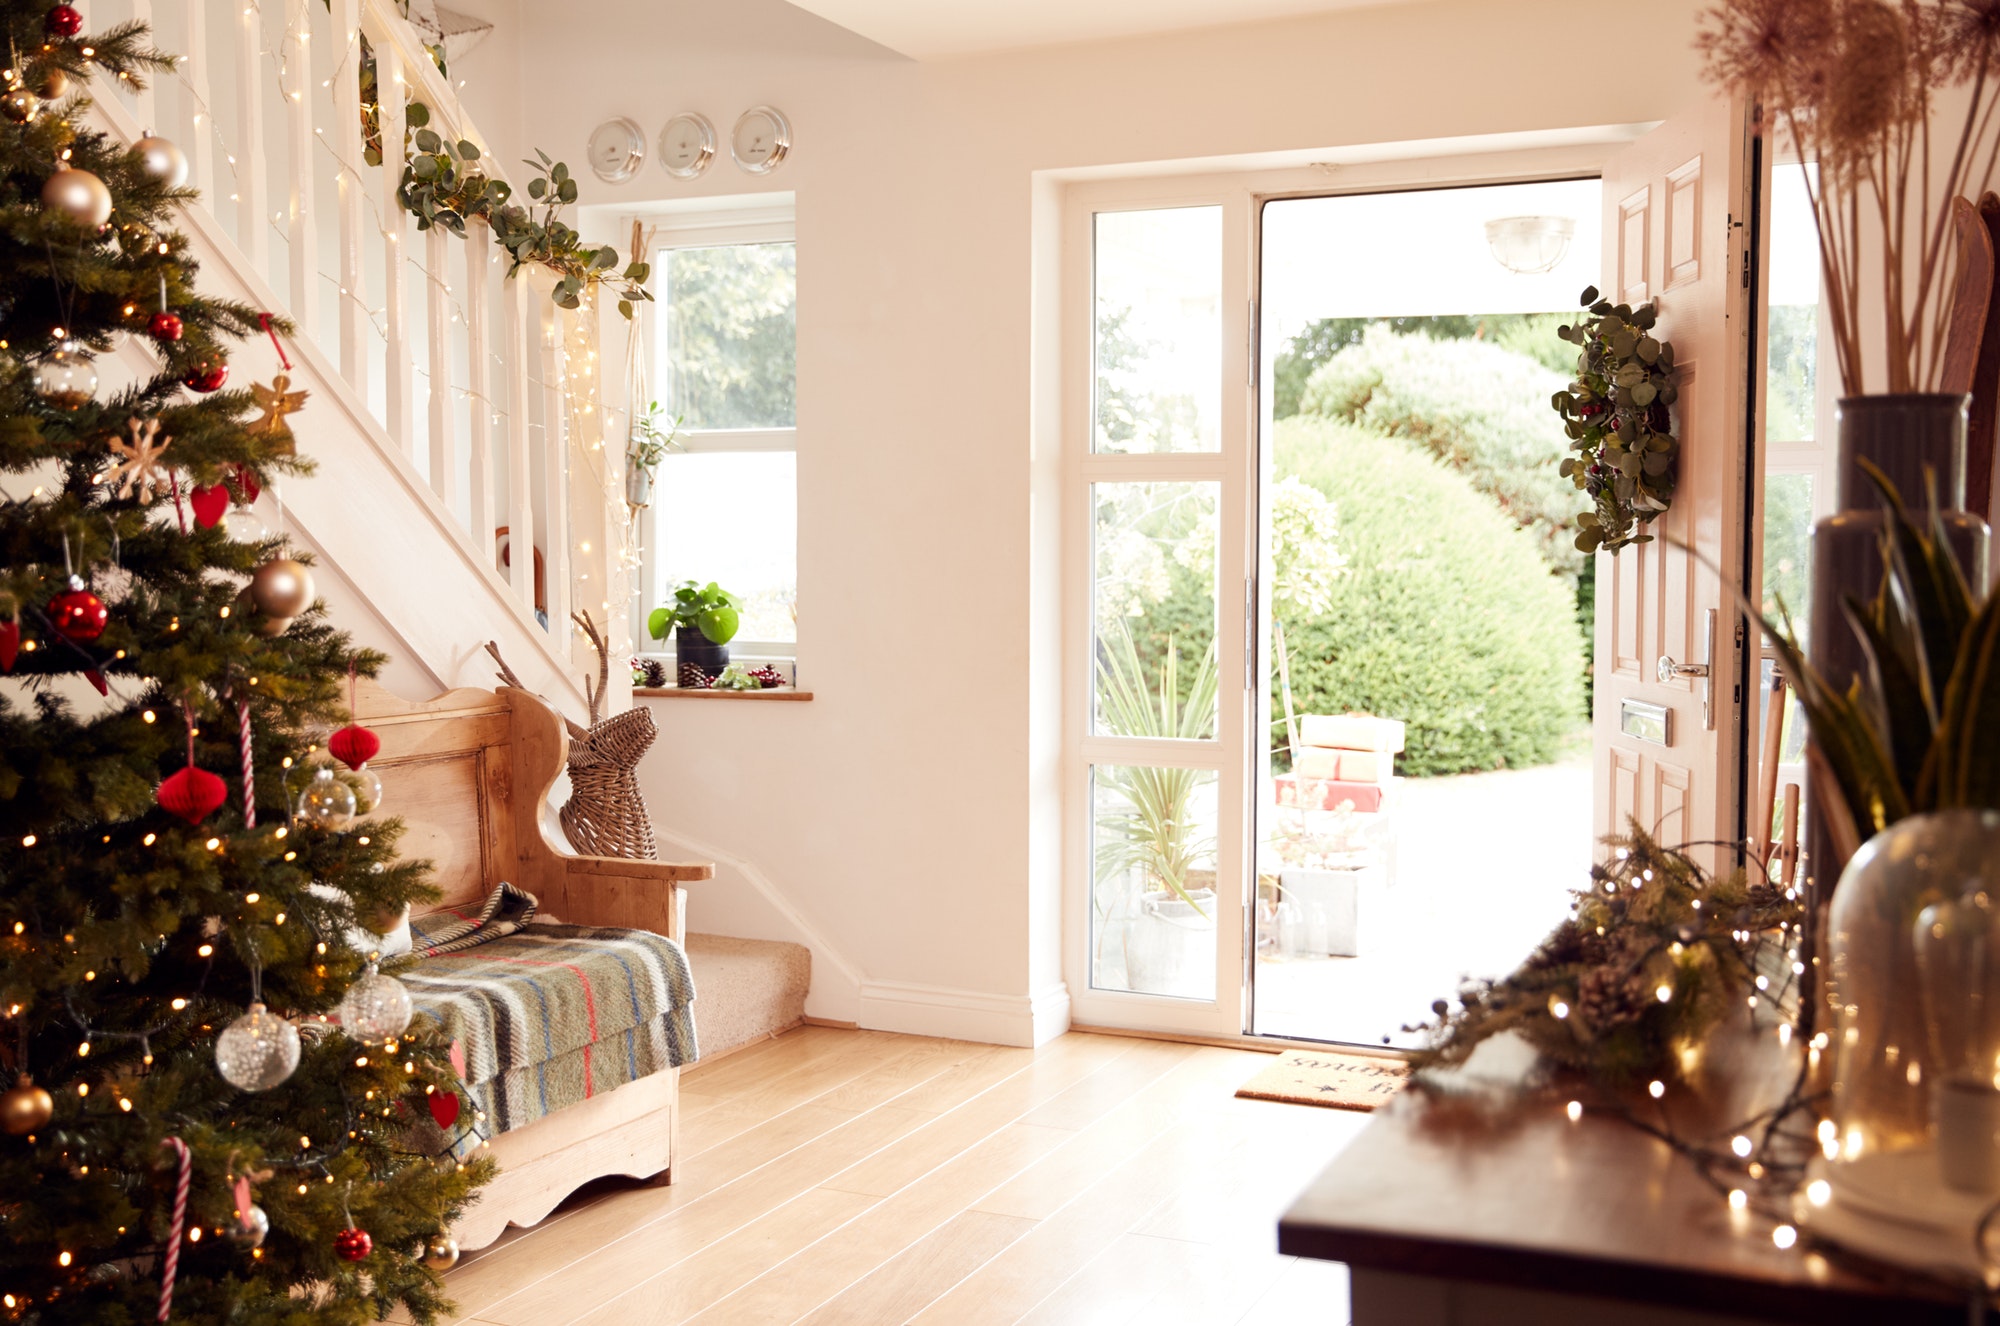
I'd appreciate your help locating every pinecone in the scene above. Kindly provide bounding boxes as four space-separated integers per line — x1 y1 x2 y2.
642 658 669 688
1574 947 1651 1030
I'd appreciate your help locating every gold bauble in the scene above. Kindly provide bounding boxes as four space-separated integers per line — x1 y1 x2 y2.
2 1073 54 1135
41 166 111 228
249 557 314 618
36 68 68 100
233 586 292 638
421 1236 460 1271
133 134 188 189
2 87 40 124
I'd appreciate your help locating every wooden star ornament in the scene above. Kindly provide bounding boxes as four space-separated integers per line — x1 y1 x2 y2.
98 416 173 502
247 374 309 456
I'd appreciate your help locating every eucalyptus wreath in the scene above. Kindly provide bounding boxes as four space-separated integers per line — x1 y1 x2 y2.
1551 286 1680 553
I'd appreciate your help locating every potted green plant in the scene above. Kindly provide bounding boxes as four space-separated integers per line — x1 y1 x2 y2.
647 580 742 682
625 401 681 511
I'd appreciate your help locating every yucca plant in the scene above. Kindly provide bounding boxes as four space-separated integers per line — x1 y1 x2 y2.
1092 622 1220 914
1765 461 2000 874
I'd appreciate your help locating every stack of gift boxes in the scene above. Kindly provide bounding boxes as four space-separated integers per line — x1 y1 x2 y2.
1267 714 1404 959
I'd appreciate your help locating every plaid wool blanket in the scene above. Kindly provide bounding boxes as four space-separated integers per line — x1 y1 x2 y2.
401 901 697 1136
408 880 541 956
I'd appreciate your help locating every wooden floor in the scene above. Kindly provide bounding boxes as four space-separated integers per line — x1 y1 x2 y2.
425 1027 1367 1325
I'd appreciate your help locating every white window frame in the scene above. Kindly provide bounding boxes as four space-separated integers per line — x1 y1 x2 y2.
634 205 798 663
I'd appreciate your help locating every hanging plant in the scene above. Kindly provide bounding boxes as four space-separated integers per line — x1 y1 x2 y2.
1551 286 1679 553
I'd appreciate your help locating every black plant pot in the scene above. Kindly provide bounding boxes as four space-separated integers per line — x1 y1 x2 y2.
675 625 729 686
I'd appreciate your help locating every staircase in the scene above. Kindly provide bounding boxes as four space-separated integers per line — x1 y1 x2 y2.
685 935 812 1059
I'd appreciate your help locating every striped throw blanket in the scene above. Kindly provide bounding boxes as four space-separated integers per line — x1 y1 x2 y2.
401 896 697 1136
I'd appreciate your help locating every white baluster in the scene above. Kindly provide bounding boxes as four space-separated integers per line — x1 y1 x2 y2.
283 0 317 336
426 226 456 508
329 0 366 391
236 0 267 271
376 35 412 457
127 0 155 139
465 218 495 551
502 274 535 612
183 0 214 202
540 295 571 650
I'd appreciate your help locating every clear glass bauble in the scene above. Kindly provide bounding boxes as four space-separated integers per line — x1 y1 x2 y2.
344 765 384 816
298 766 358 832
30 339 96 410
222 504 268 544
215 1002 301 1092
338 962 412 1041
1825 810 2000 1206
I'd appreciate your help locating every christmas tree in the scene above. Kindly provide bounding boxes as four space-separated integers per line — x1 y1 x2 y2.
0 4 490 1323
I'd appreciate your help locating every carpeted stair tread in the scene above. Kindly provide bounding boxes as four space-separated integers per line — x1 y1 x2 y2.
685 932 810 1060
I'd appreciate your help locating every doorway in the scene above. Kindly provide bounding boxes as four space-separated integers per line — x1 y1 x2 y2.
1249 178 1604 1045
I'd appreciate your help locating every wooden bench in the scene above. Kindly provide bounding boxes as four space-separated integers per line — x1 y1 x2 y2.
355 680 714 1249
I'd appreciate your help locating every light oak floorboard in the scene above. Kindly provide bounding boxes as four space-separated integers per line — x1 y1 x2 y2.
434 1028 1365 1326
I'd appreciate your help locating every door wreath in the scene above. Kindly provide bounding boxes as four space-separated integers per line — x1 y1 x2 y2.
1551 286 1680 554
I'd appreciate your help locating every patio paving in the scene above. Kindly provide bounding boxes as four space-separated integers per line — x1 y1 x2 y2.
1253 751 1593 1047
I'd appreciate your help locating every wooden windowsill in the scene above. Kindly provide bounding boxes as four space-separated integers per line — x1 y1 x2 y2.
635 686 814 702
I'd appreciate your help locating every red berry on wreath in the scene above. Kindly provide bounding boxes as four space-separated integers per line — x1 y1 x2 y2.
49 576 106 641
332 1226 372 1261
182 359 228 394
44 4 82 37
148 311 183 343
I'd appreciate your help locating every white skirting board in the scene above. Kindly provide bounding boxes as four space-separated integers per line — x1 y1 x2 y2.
858 980 1071 1048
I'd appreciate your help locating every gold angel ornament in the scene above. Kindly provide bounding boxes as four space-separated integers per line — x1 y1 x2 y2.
98 416 173 502
247 374 309 455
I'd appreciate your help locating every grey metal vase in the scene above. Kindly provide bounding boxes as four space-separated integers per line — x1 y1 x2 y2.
1806 395 1991 894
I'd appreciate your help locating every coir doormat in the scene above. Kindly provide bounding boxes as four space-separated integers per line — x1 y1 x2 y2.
1235 1048 1410 1111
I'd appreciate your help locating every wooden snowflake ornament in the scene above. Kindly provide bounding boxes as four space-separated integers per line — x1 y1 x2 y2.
98 415 173 501
246 374 309 455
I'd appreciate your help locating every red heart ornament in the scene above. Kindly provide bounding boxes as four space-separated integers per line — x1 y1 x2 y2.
189 483 229 529
84 668 107 696
0 619 16 672
429 1090 461 1129
448 1039 466 1079
329 723 380 770
231 464 261 505
157 766 227 825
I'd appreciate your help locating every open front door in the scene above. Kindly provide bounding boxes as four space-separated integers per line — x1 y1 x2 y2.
1593 99 1758 856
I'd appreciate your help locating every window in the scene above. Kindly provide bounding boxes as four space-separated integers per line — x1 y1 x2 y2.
640 214 797 659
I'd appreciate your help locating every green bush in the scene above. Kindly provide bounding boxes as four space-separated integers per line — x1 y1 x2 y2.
1269 418 1587 776
1298 327 1582 577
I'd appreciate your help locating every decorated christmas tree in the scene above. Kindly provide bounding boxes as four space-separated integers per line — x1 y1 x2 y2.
0 4 490 1322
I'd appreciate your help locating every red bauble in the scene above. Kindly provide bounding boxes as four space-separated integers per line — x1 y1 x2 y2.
157 766 226 826
332 1227 372 1261
328 723 380 770
48 580 106 641
147 311 183 343
182 360 227 394
0 619 16 672
44 4 81 37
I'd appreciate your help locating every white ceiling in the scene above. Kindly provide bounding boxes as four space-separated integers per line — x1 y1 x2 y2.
783 0 1423 58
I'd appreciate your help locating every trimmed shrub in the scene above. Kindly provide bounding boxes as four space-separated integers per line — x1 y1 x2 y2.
1271 418 1587 776
1298 327 1582 577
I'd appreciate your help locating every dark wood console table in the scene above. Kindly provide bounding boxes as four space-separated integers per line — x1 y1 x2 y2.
1277 1035 1965 1325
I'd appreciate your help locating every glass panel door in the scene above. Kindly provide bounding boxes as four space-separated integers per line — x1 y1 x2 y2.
1070 196 1251 1037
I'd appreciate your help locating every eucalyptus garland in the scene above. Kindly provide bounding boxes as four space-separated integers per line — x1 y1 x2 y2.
1551 287 1680 553
1405 828 1800 1086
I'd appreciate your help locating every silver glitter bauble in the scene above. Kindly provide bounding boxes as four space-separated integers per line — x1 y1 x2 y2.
338 962 412 1040
41 167 111 228
29 339 96 410
229 1202 269 1249
298 766 357 832
422 1236 460 1271
215 1002 301 1092
133 134 188 188
249 557 314 618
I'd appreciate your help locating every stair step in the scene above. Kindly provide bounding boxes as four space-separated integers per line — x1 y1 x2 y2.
685 932 811 1061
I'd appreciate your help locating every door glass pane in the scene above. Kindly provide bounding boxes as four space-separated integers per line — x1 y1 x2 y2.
661 242 796 429
1093 481 1218 740
1094 207 1222 453
1091 763 1219 1000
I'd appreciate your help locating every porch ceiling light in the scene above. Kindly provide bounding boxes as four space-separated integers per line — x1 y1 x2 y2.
1484 215 1575 275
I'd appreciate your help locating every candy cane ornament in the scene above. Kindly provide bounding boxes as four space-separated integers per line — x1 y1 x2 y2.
157 1135 191 1322
238 702 255 829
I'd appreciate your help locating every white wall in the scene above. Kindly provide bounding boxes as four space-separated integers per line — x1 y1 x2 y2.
483 0 1709 1043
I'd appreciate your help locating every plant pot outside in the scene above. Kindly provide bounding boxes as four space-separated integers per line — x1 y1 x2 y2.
1125 887 1217 999
675 625 729 685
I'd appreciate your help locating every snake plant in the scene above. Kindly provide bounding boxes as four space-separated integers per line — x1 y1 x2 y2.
1766 461 2000 872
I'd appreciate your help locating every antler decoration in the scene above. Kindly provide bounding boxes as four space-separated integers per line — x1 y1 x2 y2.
483 640 587 739
571 610 611 726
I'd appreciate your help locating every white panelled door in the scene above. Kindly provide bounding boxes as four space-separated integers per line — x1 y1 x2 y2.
1592 98 1757 857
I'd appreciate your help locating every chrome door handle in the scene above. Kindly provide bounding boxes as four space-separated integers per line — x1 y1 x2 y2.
1656 607 1717 731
